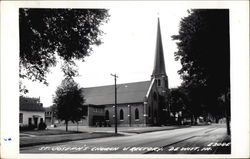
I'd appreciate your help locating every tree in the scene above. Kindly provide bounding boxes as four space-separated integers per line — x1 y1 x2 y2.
19 9 110 86
168 87 190 125
53 77 85 131
172 9 230 133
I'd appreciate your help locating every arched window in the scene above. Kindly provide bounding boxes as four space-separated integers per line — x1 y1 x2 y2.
120 109 124 120
158 79 161 86
135 108 139 120
105 110 109 120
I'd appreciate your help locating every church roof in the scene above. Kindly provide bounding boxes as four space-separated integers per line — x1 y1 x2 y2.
82 81 151 105
152 18 167 77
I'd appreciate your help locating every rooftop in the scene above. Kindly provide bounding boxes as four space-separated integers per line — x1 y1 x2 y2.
20 96 45 112
82 81 151 105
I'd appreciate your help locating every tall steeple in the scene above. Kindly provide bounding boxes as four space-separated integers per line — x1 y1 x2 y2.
151 17 168 92
152 18 167 78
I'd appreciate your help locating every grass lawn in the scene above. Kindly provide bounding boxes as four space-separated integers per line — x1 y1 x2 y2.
20 129 84 136
20 131 121 147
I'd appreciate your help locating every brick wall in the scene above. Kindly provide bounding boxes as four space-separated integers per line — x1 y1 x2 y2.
104 103 145 127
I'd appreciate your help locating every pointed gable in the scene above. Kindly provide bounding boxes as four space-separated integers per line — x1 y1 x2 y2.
152 18 167 77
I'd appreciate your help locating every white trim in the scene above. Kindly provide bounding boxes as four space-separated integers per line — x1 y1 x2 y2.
146 78 155 98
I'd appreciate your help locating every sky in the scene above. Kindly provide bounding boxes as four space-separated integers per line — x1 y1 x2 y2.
21 7 189 107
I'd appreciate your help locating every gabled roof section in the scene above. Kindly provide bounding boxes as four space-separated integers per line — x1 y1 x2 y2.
152 18 167 77
83 81 151 105
20 96 45 112
146 78 155 98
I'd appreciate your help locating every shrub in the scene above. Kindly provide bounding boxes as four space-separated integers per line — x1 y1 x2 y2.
20 124 36 131
38 122 47 130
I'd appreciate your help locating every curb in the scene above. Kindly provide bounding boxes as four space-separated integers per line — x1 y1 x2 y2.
122 125 191 134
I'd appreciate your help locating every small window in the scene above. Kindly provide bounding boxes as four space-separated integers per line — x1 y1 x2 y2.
120 109 124 120
135 108 139 120
158 79 161 86
19 113 23 123
28 118 32 125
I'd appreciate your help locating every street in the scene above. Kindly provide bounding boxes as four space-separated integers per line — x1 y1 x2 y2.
20 124 230 154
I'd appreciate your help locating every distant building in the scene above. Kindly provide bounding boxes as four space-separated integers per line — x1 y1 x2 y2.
44 107 55 125
44 106 69 126
44 105 88 126
82 18 170 127
19 96 45 128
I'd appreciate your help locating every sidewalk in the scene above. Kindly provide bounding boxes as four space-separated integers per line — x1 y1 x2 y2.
122 125 190 134
47 125 191 134
20 125 190 147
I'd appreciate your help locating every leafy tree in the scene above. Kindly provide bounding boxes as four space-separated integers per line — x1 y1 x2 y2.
172 9 230 133
53 77 85 131
168 87 190 124
19 9 110 86
169 88 187 112
172 9 230 95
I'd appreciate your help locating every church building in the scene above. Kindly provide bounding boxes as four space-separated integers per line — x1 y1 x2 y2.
82 18 169 127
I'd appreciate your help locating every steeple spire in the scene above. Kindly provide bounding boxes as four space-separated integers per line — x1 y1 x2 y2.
152 17 167 78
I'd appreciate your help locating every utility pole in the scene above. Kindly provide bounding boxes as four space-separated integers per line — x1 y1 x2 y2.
111 73 118 134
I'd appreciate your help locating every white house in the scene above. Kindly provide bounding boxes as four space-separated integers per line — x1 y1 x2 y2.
19 96 45 128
